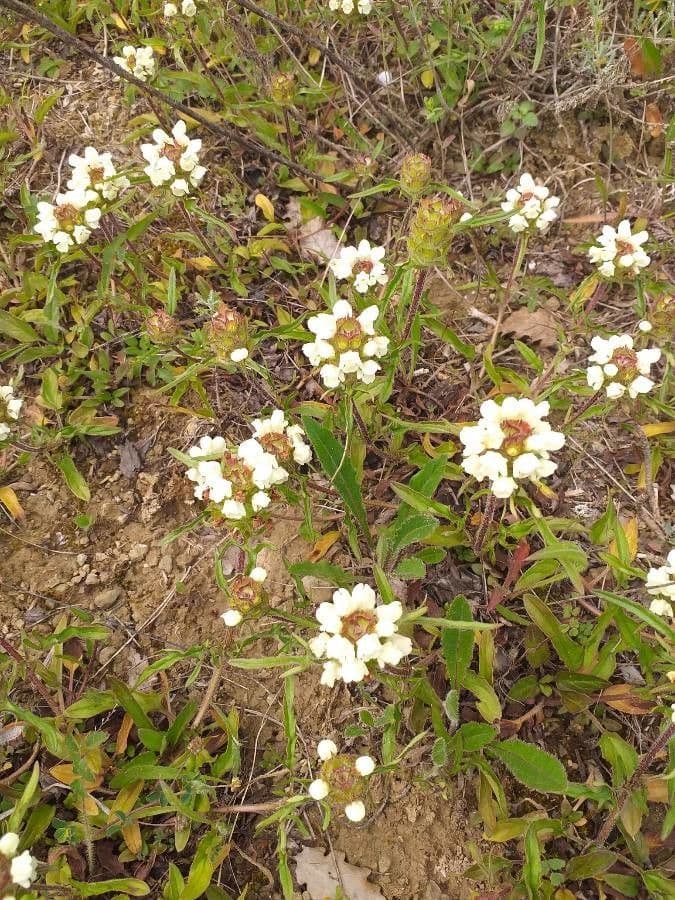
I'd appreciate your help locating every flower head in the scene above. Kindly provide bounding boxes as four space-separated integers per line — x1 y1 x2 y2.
203 303 250 363
251 409 312 465
330 240 388 294
302 300 389 391
33 187 102 253
140 120 206 196
501 173 560 235
0 385 22 442
328 0 372 14
183 434 288 521
113 45 156 81
399 153 432 196
220 567 268 627
308 740 376 821
586 334 661 400
406 195 464 267
146 309 182 345
0 831 38 894
309 584 413 686
588 220 650 279
67 146 130 201
646 549 675 617
459 397 565 499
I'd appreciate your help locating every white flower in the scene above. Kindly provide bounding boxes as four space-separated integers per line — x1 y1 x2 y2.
345 800 366 822
221 609 243 627
588 220 650 278
329 0 370 12
501 173 560 235
638 320 653 333
671 703 675 725
222 499 247 520
182 0 197 13
355 755 375 776
237 437 289 489
251 409 312 465
140 120 206 196
645 550 675 615
317 739 338 761
586 334 661 400
249 566 267 583
459 397 565 499
0 384 22 439
310 584 412 685
309 778 330 800
67 147 129 201
0 833 19 858
303 301 389 391
34 188 102 253
251 491 271 512
164 1 178 15
229 347 249 362
377 70 394 86
113 45 156 81
330 240 388 293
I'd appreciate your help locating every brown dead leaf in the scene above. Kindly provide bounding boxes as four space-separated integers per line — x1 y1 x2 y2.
308 531 341 562
295 846 384 900
623 37 645 77
503 307 558 348
645 103 664 138
599 683 654 715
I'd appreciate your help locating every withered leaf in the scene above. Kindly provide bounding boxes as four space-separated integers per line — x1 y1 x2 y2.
295 846 384 900
503 306 558 348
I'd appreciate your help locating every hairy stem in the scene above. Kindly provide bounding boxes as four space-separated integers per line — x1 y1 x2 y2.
632 421 661 523
483 234 528 369
473 492 498 554
402 269 429 342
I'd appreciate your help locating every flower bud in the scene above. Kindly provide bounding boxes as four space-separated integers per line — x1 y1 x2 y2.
146 309 182 345
399 153 432 196
406 195 463 268
205 303 249 362
649 294 674 341
269 72 295 105
224 573 266 621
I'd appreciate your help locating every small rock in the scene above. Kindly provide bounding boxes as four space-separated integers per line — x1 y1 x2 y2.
85 572 100 586
159 554 173 574
301 575 334 604
145 548 159 567
128 543 148 562
76 553 87 566
377 854 392 874
93 586 124 609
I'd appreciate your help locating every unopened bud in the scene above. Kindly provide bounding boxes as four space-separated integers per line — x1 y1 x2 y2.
399 153 432 196
205 303 250 362
147 309 182 345
406 195 464 268
269 72 295 105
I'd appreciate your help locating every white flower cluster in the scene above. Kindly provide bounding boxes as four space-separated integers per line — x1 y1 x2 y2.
302 300 389 390
0 385 22 441
646 549 675 618
34 188 102 254
184 414 310 520
309 584 412 686
221 566 267 627
309 739 375 823
329 0 373 14
164 0 197 16
67 146 130 201
586 334 661 400
140 120 206 197
330 240 388 294
251 409 312 465
588 220 650 278
460 398 565 499
0 832 38 893
113 45 156 81
501 173 560 235
34 146 130 253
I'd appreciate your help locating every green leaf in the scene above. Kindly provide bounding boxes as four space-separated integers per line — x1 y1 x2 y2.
596 589 675 642
385 513 439 556
442 596 474 689
181 831 228 900
54 453 90 501
64 691 116 719
431 737 448 766
523 824 542 899
0 310 40 343
109 764 183 790
8 762 40 832
456 722 497 752
523 594 583 670
18 804 55 851
394 557 426 579
565 851 617 881
69 878 150 896
108 677 154 730
641 871 675 899
302 417 370 540
40 368 63 411
461 672 501 723
490 739 568 794
288 560 353 588
390 483 456 519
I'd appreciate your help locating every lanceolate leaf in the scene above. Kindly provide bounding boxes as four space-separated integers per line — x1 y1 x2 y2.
302 417 370 540
442 596 474 689
490 739 568 794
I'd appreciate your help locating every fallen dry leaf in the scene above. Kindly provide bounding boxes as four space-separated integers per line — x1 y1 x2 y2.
645 102 664 138
623 37 646 77
295 846 384 900
298 217 339 260
598 683 654 715
502 307 558 348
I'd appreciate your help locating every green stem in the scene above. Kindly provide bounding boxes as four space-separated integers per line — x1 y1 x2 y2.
484 234 528 364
